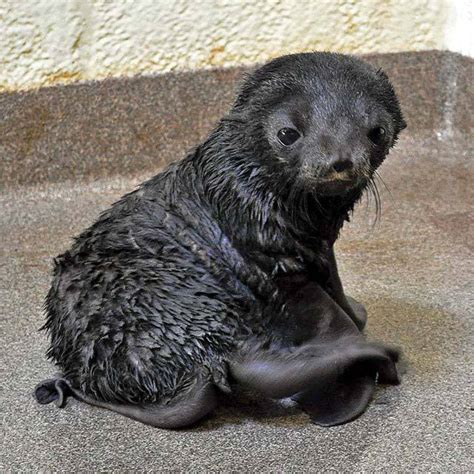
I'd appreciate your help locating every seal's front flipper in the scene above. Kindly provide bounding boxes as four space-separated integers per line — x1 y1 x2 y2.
344 295 368 331
230 279 400 426
325 246 367 330
300 336 400 425
231 341 399 426
293 371 376 426
34 375 218 429
294 342 400 426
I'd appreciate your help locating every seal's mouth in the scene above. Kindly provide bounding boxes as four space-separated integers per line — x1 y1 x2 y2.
320 169 355 183
298 165 365 197
316 169 361 196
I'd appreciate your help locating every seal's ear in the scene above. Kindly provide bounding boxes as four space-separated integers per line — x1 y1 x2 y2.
376 67 390 81
394 110 407 138
233 55 297 110
393 109 407 139
376 67 407 136
399 116 408 131
233 72 255 109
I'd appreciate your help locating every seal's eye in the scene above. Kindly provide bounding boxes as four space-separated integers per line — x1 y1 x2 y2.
368 127 386 146
277 128 301 146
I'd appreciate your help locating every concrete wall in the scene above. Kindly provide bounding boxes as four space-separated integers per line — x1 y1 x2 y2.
1 0 472 92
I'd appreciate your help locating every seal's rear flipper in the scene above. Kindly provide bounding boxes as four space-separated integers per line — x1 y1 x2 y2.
34 376 217 429
35 377 71 408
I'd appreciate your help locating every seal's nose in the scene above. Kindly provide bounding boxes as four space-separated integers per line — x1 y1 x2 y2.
331 158 353 173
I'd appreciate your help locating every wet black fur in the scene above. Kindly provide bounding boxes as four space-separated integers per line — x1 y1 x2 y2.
37 52 406 426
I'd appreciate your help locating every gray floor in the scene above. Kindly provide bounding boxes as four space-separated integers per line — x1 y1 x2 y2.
1 131 472 471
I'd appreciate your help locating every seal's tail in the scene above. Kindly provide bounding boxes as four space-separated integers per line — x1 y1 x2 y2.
34 375 217 429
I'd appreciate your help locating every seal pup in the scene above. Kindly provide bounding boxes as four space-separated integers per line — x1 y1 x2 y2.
35 52 406 428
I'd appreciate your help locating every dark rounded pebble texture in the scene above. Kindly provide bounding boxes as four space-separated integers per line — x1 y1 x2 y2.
1 51 473 471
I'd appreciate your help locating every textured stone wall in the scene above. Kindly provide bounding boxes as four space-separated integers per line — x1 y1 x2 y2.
1 0 471 92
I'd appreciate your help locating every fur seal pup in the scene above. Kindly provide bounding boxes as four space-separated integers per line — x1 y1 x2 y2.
35 52 406 428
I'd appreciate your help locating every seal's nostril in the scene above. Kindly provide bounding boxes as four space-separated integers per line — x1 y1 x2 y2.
332 159 353 173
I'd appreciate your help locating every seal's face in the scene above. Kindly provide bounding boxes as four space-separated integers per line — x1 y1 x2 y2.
233 52 406 199
265 91 397 197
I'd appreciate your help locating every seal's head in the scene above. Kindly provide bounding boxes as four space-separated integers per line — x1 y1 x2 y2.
231 52 406 198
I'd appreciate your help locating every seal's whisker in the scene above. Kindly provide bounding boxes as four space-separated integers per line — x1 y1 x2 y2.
374 170 393 199
368 178 382 227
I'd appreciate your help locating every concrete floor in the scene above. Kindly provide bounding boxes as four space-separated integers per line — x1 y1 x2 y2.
1 51 473 471
1 132 472 471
